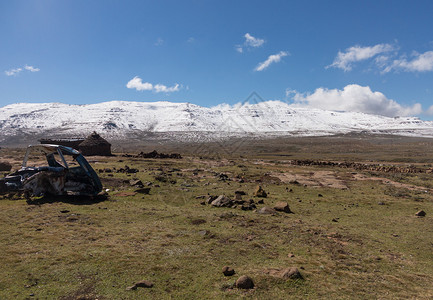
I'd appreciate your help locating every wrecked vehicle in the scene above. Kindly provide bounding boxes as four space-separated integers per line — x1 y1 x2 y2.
0 144 102 197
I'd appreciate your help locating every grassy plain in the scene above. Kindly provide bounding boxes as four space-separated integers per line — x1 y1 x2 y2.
0 134 433 299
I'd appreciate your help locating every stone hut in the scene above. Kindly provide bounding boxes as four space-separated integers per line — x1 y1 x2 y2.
78 132 112 156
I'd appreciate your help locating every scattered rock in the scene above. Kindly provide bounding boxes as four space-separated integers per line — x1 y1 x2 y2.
211 195 233 207
234 193 243 200
130 179 143 187
197 230 215 238
288 253 295 258
235 190 246 195
254 185 267 198
318 194 323 197
217 173 229 181
235 275 254 289
114 191 137 197
135 150 182 159
265 267 303 280
98 190 108 197
257 199 264 204
274 201 293 213
135 187 151 194
126 280 154 290
154 175 167 182
206 195 218 204
279 267 303 280
241 203 256 210
378 201 386 205
117 165 139 174
415 210 426 217
222 266 235 276
190 218 207 225
257 207 277 215
0 162 12 172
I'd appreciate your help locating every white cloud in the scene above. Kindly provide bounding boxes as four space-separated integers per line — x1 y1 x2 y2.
255 51 289 71
289 84 422 117
5 64 40 76
236 33 265 53
24 65 40 72
5 67 22 76
244 33 264 48
154 83 180 93
384 51 433 73
327 44 395 71
126 76 180 93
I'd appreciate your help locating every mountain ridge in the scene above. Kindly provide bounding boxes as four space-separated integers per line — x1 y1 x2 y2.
1 100 433 143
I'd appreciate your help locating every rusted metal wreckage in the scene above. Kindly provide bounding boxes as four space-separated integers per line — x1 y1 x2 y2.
0 144 102 198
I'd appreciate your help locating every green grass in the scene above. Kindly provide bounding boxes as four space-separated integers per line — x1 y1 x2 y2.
1 149 433 299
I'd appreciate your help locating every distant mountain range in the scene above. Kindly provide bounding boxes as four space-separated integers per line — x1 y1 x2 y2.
1 100 433 143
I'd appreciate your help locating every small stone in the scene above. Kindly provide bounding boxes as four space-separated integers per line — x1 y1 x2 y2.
254 185 267 198
280 267 303 280
126 280 154 290
274 201 293 213
415 210 426 217
130 179 143 187
211 195 233 207
257 199 264 204
0 162 12 172
222 266 235 276
135 280 153 288
288 253 295 258
378 202 385 205
265 267 303 280
236 275 254 289
206 195 217 204
257 207 277 215
135 187 151 194
318 194 323 197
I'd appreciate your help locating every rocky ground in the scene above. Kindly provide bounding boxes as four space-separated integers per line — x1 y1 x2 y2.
0 137 432 299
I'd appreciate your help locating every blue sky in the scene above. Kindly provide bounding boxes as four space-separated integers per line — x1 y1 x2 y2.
1 0 433 118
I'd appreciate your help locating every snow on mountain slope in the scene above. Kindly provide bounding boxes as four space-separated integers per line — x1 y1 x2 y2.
1 100 432 141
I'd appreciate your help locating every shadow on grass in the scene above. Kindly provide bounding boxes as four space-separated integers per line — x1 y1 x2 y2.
26 194 109 206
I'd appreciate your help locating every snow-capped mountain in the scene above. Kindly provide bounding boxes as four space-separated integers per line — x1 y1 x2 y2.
1 100 433 142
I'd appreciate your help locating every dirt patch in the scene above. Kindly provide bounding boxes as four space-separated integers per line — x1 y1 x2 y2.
352 173 432 192
271 170 348 189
